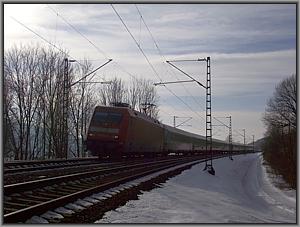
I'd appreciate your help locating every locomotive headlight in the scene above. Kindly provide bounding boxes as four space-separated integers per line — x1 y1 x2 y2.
114 135 119 139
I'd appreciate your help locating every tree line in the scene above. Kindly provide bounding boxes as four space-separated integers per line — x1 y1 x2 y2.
4 44 159 161
263 74 296 188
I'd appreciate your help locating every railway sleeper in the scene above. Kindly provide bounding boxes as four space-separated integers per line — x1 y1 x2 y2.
65 203 85 212
74 199 93 208
12 197 45 205
4 201 29 208
57 188 79 194
40 210 64 223
25 216 49 224
62 185 88 192
26 195 51 201
47 189 70 196
65 183 93 190
54 207 75 217
82 197 101 204
36 192 60 199
5 207 19 213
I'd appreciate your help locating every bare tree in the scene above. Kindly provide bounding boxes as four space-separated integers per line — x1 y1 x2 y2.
127 78 139 110
4 45 42 160
135 78 159 119
100 77 160 119
262 74 296 188
4 44 160 160
98 77 127 105
4 44 69 160
264 74 296 129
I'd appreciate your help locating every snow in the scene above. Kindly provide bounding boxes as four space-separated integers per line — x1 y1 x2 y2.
97 153 296 223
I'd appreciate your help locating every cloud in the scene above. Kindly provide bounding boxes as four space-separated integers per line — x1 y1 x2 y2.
4 3 296 140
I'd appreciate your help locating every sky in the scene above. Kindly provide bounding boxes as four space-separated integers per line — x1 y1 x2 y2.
3 3 297 142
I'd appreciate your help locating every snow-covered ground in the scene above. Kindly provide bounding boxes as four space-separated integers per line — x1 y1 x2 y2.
97 153 296 223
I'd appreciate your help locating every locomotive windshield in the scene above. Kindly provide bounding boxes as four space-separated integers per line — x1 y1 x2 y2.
93 112 123 125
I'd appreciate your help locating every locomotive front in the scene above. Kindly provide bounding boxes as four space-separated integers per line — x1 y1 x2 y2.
86 106 129 159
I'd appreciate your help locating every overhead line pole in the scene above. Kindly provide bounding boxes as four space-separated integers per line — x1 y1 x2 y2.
252 135 255 153
69 59 112 87
166 61 206 89
214 116 233 160
159 57 215 175
173 116 193 128
154 80 195 86
243 129 246 153
61 58 112 159
205 57 213 174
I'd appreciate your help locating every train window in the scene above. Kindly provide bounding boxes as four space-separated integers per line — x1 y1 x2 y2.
94 112 108 124
108 113 123 124
94 112 123 125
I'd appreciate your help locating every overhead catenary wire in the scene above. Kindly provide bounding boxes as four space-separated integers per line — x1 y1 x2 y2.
134 5 233 138
111 4 207 127
46 4 207 129
47 4 110 61
134 4 206 111
45 4 230 138
111 4 164 82
10 16 85 68
134 6 239 137
45 4 181 119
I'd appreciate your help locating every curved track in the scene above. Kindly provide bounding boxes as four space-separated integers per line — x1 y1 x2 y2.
4 155 219 223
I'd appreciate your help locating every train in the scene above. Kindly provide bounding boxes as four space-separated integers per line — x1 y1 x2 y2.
86 103 252 159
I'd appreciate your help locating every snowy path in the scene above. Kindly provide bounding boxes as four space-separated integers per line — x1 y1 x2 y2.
97 153 296 223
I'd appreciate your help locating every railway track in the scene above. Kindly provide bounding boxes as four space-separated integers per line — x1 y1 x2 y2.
4 155 215 223
4 156 192 185
4 157 100 174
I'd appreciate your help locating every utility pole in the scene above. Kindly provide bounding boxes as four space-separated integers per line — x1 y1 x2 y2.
213 116 232 160
252 135 255 153
156 57 215 175
243 129 246 153
60 58 112 159
228 116 233 160
205 57 214 174
61 58 69 159
173 116 192 128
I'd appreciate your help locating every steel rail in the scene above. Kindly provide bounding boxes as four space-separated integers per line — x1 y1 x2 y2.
4 157 99 169
4 157 198 195
4 160 102 175
4 157 205 223
4 153 251 223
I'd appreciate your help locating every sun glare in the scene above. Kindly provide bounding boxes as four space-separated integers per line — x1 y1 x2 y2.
4 4 46 48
